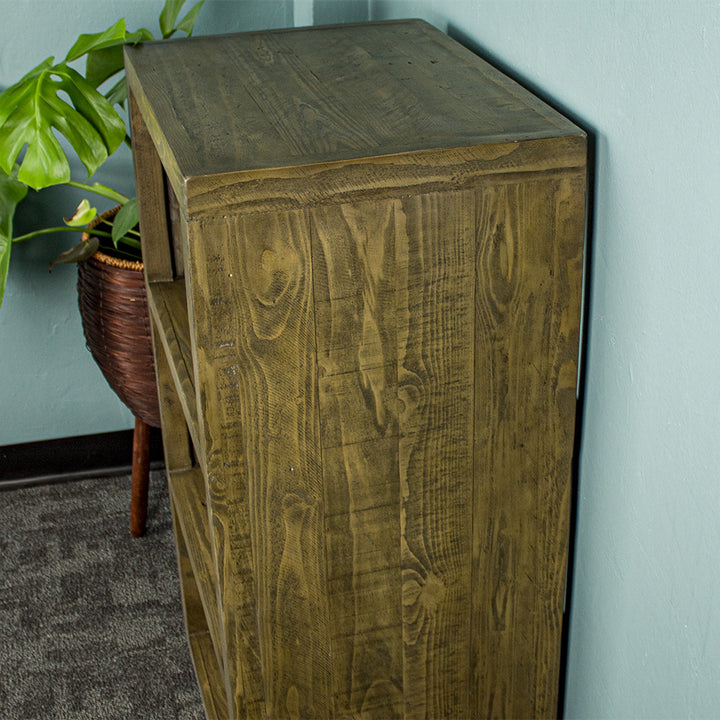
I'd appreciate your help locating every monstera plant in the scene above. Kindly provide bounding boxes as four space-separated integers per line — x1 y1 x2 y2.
0 0 205 537
0 0 204 307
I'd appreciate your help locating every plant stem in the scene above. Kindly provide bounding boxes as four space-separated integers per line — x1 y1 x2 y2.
65 181 128 205
12 226 114 243
108 244 141 260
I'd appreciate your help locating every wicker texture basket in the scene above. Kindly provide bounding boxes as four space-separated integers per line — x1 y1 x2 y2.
76 208 160 428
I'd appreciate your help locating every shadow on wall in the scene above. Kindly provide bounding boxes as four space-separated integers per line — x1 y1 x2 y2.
197 0 292 34
296 0 371 26
197 1 369 34
315 0 370 23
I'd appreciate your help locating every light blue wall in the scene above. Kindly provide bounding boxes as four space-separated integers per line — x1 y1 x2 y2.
3 1 720 716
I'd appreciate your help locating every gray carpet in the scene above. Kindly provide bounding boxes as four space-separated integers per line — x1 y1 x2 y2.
0 471 205 720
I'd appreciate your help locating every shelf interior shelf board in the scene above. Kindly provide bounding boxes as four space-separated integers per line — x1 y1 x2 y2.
169 466 224 675
147 278 201 453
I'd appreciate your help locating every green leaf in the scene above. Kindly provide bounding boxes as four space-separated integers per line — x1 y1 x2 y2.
111 197 138 246
49 235 99 271
127 27 156 45
85 44 125 88
63 19 127 62
176 1 205 36
57 67 126 155
0 61 126 189
0 169 27 239
159 0 186 38
0 102 72 187
0 236 11 309
64 199 97 227
0 57 53 127
104 76 128 107
4 57 55 98
0 169 28 308
85 28 154 89
118 235 141 250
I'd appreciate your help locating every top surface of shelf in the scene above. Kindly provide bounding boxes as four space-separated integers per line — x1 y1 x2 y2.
124 20 582 182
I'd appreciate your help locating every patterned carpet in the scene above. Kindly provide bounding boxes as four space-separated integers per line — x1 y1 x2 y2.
0 471 204 720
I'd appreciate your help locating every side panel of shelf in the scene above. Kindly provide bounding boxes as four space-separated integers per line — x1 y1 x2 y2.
171 498 229 720
151 327 231 718
128 90 232 717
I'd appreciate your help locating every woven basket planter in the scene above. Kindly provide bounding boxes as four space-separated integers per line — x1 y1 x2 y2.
76 207 160 428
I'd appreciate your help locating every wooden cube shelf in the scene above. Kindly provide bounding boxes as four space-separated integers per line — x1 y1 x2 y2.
125 20 586 720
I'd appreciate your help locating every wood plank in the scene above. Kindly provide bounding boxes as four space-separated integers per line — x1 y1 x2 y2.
150 322 193 473
470 171 585 718
184 217 265 720
123 21 580 182
172 501 229 720
125 55 187 210
185 136 586 219
311 200 403 719
168 467 223 671
186 209 337 718
127 86 173 283
147 279 201 457
225 209 331 719
165 176 185 278
395 191 476 719
125 21 586 220
312 192 476 718
189 632 230 720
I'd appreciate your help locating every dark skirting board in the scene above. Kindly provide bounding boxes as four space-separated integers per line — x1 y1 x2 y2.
0 427 164 489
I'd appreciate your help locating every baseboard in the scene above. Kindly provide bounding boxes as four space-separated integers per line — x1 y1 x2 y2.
0 427 164 490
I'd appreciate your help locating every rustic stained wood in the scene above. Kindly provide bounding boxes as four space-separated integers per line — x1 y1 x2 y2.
126 19 586 720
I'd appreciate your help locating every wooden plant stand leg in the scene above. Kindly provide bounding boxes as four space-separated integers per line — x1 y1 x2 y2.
130 416 151 537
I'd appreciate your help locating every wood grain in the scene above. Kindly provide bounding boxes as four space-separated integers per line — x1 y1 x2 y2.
187 136 585 219
189 631 230 720
150 322 192 473
168 467 223 667
128 20 588 719
172 503 229 720
471 173 585 718
187 209 333 719
127 87 173 283
310 191 478 718
395 192 476 719
185 219 266 720
147 279 200 456
312 200 403 719
230 209 331 720
124 21 578 181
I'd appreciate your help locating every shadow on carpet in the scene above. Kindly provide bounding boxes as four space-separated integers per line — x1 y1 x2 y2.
0 471 204 720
